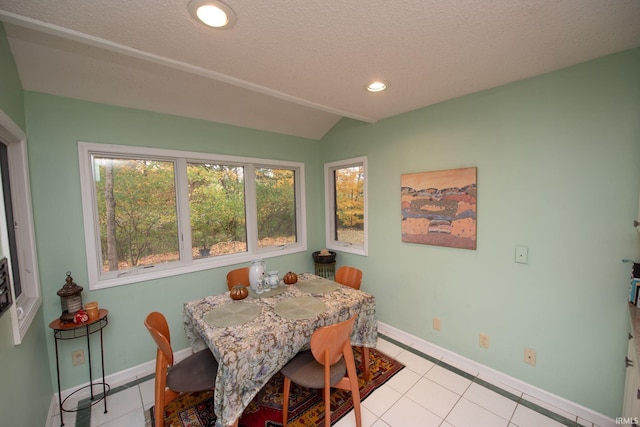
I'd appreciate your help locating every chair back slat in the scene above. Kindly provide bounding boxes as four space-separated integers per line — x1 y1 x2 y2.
310 315 357 366
144 312 174 366
335 266 362 290
226 267 250 290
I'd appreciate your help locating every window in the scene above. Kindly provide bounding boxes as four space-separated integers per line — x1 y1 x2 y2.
188 162 246 258
0 110 42 345
79 143 306 289
324 157 367 256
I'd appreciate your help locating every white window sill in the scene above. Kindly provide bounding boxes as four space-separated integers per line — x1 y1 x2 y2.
11 295 41 345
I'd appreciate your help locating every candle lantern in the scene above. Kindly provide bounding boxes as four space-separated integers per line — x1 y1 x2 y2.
57 271 83 322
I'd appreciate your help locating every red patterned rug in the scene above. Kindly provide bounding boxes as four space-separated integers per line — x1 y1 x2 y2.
151 347 404 427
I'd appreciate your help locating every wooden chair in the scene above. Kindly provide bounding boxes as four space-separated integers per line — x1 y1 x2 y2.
144 312 218 427
335 266 363 290
280 315 362 427
226 266 250 291
334 266 369 380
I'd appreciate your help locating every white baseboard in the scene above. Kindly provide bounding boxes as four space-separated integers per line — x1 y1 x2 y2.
377 321 616 427
48 347 192 426
47 328 615 427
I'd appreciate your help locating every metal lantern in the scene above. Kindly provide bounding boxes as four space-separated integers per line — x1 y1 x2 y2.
57 271 83 322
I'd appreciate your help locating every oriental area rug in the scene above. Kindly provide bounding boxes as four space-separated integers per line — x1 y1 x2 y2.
150 347 404 427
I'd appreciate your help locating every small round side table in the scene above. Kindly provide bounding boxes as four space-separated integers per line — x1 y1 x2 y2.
49 309 110 426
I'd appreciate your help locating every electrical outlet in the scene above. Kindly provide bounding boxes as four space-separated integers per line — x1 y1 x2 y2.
524 348 536 366
72 350 85 366
479 333 490 349
515 246 529 264
432 317 441 331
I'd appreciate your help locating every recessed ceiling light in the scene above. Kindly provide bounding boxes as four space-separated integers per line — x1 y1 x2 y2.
366 80 389 92
188 0 237 29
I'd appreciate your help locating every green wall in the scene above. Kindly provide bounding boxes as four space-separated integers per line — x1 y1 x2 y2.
320 48 640 417
3 16 638 421
23 92 325 391
0 23 52 427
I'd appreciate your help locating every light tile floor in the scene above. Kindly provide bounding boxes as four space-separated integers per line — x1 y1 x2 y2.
48 335 603 427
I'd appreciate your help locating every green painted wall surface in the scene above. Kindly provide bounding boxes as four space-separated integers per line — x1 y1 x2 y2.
10 34 640 421
0 23 51 427
0 23 25 130
23 92 324 391
321 48 640 417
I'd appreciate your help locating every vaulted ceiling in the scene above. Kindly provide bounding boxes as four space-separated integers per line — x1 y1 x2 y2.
1 1 639 139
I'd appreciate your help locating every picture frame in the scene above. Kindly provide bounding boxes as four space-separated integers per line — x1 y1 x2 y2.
401 167 477 250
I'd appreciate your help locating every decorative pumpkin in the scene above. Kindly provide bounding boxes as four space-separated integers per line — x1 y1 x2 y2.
283 271 298 284
230 284 249 300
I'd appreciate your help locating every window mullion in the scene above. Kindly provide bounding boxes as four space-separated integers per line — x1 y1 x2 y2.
175 158 192 264
244 163 258 253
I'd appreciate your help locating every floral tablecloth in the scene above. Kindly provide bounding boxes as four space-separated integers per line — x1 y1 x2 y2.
183 273 377 427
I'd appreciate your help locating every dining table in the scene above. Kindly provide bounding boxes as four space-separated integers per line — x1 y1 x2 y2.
183 272 377 427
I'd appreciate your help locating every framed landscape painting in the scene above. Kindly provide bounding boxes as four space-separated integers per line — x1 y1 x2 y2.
401 167 477 250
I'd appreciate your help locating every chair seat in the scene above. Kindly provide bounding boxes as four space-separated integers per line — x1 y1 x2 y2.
167 349 218 393
280 350 346 389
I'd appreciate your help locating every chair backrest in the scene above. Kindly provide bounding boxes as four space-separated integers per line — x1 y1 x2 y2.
335 266 363 290
144 311 174 366
226 267 250 291
310 315 357 366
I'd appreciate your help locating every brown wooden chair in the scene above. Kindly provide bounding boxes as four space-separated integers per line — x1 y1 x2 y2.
226 266 250 291
281 315 362 427
334 266 369 380
144 312 218 427
335 266 363 290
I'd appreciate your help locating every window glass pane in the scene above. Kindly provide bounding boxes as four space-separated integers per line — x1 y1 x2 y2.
0 143 21 297
187 163 247 259
334 165 365 245
93 157 179 273
255 167 297 248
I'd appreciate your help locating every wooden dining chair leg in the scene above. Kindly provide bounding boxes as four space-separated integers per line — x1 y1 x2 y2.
282 376 291 427
345 347 363 427
348 365 362 427
153 397 163 427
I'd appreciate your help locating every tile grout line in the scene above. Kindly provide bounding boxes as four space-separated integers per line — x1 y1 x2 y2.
75 374 155 427
377 333 581 427
75 335 583 427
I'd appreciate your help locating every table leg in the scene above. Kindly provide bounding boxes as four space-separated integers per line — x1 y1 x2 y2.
361 347 370 381
86 325 94 400
54 336 64 426
100 327 108 413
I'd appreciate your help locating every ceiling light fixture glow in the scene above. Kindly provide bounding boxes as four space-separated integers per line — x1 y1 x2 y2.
366 80 388 92
188 0 237 29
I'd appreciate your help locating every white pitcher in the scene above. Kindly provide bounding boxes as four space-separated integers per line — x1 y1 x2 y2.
249 259 265 292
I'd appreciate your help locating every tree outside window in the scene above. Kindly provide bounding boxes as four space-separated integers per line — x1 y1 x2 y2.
324 157 368 256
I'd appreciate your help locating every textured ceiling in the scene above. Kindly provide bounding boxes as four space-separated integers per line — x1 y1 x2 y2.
1 0 639 140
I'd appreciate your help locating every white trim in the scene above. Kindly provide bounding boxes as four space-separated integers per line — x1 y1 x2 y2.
377 321 616 427
48 346 193 426
78 142 307 290
324 156 368 256
0 109 41 345
47 326 616 427
0 11 377 125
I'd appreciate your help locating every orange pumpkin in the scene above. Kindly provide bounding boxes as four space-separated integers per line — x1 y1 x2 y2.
283 271 298 284
230 284 249 300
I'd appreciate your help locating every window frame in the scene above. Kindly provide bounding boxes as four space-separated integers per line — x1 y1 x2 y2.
324 156 368 256
0 109 42 345
79 142 307 290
